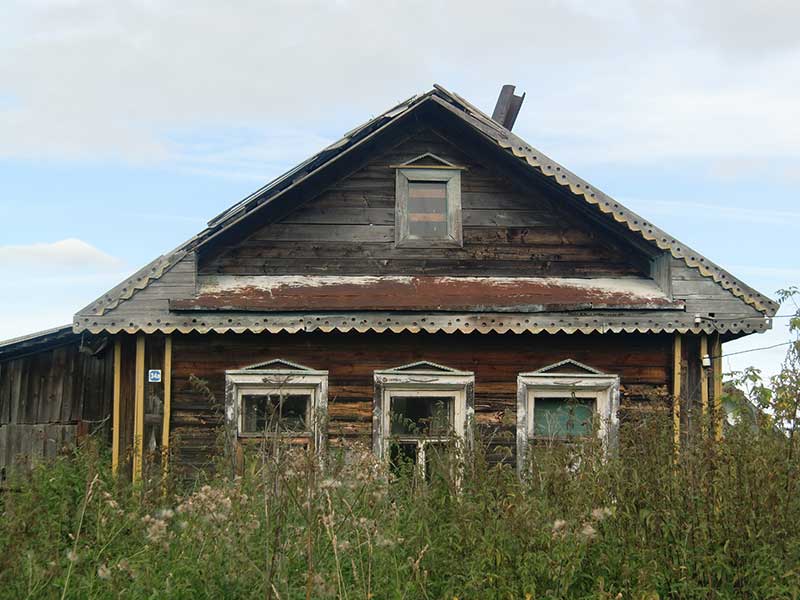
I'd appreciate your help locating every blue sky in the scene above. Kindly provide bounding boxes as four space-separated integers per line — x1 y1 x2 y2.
1 0 797 379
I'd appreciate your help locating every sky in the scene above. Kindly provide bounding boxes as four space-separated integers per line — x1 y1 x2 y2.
0 0 798 380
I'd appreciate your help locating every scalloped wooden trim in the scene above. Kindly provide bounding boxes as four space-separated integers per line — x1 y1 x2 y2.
496 138 777 316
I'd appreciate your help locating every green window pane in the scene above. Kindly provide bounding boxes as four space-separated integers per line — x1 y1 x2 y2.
533 397 594 438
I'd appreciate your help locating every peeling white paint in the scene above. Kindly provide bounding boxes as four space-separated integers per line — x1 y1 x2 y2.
197 275 671 301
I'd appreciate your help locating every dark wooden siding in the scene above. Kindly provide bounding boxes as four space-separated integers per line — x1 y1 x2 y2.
200 129 650 278
169 331 672 477
0 342 114 478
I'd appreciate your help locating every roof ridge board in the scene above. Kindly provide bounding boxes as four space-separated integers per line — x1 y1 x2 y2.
430 95 778 316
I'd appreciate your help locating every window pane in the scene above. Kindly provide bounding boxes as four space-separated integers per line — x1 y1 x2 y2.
390 396 453 436
389 442 418 475
241 393 310 433
407 181 447 238
533 397 594 438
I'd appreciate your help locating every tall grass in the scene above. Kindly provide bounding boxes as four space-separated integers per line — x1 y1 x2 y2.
1 418 799 599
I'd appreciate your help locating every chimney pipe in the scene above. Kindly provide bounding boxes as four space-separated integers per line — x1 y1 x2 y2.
491 84 526 131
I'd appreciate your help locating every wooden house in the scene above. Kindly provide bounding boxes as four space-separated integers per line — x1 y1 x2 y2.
0 85 778 482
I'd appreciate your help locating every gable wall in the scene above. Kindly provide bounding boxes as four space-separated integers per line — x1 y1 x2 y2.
199 129 649 278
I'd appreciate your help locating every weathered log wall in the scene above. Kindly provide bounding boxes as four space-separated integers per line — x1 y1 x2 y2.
0 341 114 479
169 331 672 477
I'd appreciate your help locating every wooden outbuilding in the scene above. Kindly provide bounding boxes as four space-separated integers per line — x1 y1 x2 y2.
0 85 777 482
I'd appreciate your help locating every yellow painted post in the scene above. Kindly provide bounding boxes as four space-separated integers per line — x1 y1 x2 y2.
673 333 682 455
161 335 172 482
112 339 121 475
712 335 724 441
132 334 145 483
700 334 709 439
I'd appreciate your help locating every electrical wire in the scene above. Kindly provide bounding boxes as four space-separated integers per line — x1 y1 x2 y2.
713 341 794 360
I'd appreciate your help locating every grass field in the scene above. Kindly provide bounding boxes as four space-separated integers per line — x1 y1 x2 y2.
1 418 799 599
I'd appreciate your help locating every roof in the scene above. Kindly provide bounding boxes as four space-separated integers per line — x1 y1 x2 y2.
0 324 76 359
72 85 778 336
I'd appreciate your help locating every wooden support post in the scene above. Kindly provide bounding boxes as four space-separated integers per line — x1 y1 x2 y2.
673 333 682 454
712 335 724 441
161 335 172 482
112 339 122 475
132 334 145 483
700 334 709 438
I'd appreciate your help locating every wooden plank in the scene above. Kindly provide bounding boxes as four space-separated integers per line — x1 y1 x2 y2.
112 339 121 475
0 361 10 424
673 333 682 454
712 334 723 441
0 425 7 474
132 334 145 482
162 335 172 482
700 334 709 436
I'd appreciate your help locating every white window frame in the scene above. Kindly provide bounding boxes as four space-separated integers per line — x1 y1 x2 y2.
516 365 619 476
225 360 328 453
373 362 474 475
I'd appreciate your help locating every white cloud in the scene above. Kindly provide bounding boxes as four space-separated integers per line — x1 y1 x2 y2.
619 198 800 227
0 0 798 176
0 238 125 271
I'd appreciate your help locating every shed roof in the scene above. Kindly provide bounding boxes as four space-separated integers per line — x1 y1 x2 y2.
0 325 76 359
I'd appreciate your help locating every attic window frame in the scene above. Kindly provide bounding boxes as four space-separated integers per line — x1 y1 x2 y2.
225 361 328 453
516 362 619 476
395 165 463 249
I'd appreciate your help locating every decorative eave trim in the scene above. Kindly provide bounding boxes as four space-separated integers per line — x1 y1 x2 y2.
77 250 190 317
428 90 778 316
73 312 770 337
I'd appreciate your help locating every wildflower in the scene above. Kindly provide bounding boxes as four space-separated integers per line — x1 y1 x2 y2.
552 519 567 534
591 507 613 522
157 508 175 520
580 523 597 541
97 563 111 580
320 478 342 490
66 549 78 563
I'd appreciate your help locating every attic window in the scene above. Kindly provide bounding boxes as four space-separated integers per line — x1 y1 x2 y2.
394 154 463 248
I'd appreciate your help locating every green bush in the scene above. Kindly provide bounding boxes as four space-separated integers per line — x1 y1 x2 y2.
1 419 799 599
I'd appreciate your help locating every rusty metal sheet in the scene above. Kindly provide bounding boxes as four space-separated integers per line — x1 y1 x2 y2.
169 276 683 313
